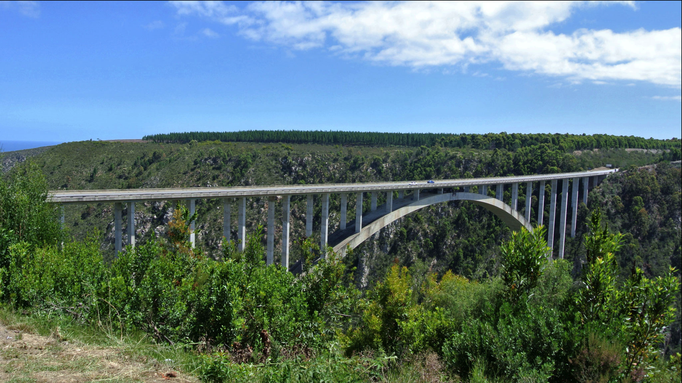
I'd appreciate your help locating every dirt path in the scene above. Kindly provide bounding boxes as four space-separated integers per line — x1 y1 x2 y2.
0 321 198 382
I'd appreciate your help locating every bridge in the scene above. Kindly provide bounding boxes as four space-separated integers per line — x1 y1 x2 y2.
48 169 615 270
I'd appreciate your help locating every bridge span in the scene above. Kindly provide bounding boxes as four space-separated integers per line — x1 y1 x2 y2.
48 169 615 269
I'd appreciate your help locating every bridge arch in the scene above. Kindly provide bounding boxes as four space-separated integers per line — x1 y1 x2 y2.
332 192 532 255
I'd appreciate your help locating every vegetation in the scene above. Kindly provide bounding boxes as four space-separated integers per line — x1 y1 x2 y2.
143 130 681 152
0 152 680 382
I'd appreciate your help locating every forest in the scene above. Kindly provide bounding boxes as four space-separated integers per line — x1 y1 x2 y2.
143 130 682 154
0 132 680 382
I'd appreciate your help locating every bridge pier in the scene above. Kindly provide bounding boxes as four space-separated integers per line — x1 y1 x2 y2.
267 197 275 265
398 190 404 200
480 185 487 196
414 189 420 201
321 193 330 257
496 184 503 201
188 199 196 248
548 180 557 255
306 195 313 237
222 198 231 244
538 181 545 226
355 192 363 233
525 182 532 222
511 183 519 211
114 202 122 255
238 197 246 251
127 202 136 248
371 192 377 211
340 193 347 230
571 178 579 238
386 191 393 212
282 196 290 269
559 179 569 259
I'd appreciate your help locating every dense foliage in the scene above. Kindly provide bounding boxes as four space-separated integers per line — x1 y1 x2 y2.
143 130 682 152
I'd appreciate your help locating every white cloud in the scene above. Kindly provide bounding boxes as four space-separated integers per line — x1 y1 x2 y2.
1 1 40 18
172 1 681 87
651 96 682 101
202 28 219 38
145 20 165 30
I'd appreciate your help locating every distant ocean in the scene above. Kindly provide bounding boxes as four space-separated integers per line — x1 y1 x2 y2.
0 140 63 152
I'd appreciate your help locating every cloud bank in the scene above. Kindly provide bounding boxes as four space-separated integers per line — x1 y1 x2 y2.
171 1 681 87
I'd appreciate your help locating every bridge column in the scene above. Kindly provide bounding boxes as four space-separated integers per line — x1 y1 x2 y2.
340 193 347 230
187 199 196 248
537 181 545 226
559 179 569 259
321 193 330 257
525 182 532 222
267 197 276 265
306 195 313 237
414 189 420 201
127 202 136 248
571 178 579 238
592 176 598 188
355 192 363 233
480 185 487 196
386 191 393 213
511 183 519 211
438 188 444 194
398 190 404 200
582 177 589 205
496 184 503 201
238 197 246 252
548 180 558 255
222 198 231 244
282 195 290 269
60 205 65 249
463 186 470 192
371 192 377 211
114 202 122 255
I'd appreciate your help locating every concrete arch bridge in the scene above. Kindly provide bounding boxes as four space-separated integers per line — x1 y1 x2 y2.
49 169 615 270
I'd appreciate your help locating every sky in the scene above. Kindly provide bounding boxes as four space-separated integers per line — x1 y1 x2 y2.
0 1 680 145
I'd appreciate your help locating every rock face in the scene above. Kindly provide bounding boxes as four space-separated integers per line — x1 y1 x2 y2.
1 146 53 173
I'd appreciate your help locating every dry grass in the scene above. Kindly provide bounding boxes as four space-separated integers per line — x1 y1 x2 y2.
0 319 198 382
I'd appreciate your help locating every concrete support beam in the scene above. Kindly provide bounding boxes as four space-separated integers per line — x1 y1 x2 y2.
559 179 569 259
511 183 519 211
537 181 545 226
480 185 487 196
525 182 532 222
438 188 444 194
321 193 330 257
398 190 404 199
114 202 122 255
463 186 470 192
281 196 290 269
496 184 504 201
414 189 420 201
60 205 65 249
340 193 347 230
582 177 589 205
127 201 136 248
355 192 363 233
548 180 557 254
371 192 377 211
188 199 196 248
306 195 313 237
238 197 246 252
267 197 275 265
386 191 393 213
571 177 579 238
222 198 231 244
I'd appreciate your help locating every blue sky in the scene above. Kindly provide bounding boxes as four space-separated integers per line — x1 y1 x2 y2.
1 1 680 144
